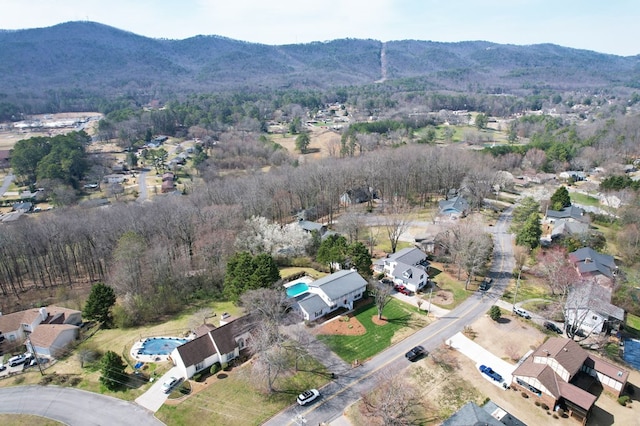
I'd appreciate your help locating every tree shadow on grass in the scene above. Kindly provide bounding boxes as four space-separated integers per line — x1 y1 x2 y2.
384 314 412 326
496 317 512 324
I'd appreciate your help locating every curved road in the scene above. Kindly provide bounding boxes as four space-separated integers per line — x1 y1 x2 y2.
265 206 515 426
0 385 164 426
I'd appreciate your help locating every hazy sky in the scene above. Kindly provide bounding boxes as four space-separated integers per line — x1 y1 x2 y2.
1 0 638 56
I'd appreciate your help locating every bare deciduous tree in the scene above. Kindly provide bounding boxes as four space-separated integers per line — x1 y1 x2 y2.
361 371 421 426
370 281 393 320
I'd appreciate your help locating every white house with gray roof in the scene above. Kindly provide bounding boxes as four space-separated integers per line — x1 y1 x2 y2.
292 270 367 321
374 247 430 293
565 281 624 335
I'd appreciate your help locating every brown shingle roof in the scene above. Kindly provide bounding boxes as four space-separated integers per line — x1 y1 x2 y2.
30 324 78 348
558 382 597 411
584 355 629 384
194 323 216 338
0 309 42 333
534 337 587 378
43 306 81 325
175 334 216 367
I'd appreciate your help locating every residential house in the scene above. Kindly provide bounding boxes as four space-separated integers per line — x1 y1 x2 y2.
559 171 587 181
103 174 126 184
12 201 33 213
373 247 430 293
512 337 628 425
161 172 175 193
442 401 525 426
340 187 376 206
438 195 469 217
171 315 254 379
545 205 590 224
0 306 82 356
27 324 79 357
291 270 367 321
565 282 624 335
569 247 617 284
296 219 327 236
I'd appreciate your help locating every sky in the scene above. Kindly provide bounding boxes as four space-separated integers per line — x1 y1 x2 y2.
1 0 639 56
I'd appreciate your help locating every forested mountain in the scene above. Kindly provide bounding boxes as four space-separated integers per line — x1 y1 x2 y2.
1 21 640 115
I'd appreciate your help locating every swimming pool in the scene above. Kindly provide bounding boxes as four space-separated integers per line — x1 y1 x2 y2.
623 338 640 370
286 282 310 298
137 337 189 356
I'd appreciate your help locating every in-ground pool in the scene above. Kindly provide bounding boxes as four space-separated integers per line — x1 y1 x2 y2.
623 338 640 370
286 282 310 298
138 337 189 356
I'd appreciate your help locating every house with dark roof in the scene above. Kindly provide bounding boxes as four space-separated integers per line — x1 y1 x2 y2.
296 219 327 235
339 186 376 206
545 205 590 224
170 315 254 379
565 282 624 335
442 401 526 426
438 195 469 217
291 270 367 321
373 247 430 293
569 247 617 283
512 337 628 425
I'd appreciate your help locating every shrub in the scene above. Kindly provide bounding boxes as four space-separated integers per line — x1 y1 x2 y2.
618 395 631 406
489 305 501 321
535 401 541 406
553 414 558 419
192 373 202 382
521 392 529 398
210 363 221 375
541 403 549 410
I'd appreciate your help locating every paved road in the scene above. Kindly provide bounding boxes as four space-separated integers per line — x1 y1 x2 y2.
0 172 14 196
264 206 515 426
0 385 164 425
137 169 148 202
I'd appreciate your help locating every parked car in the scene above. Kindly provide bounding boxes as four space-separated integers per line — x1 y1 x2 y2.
544 321 563 334
479 365 503 382
296 389 320 406
513 307 531 319
8 354 27 367
161 376 180 394
567 325 587 337
394 285 411 296
0 364 6 372
381 278 393 286
405 345 427 361
479 278 492 291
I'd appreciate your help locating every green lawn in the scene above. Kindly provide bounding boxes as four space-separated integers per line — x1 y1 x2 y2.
156 352 328 426
429 264 473 309
279 267 327 280
317 298 428 363
626 313 640 337
502 275 551 304
570 192 600 207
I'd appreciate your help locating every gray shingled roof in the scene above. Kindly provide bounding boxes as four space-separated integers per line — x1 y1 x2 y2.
297 294 330 315
441 402 503 426
388 247 427 266
570 247 617 279
566 282 624 321
546 205 588 222
308 269 367 300
438 195 469 215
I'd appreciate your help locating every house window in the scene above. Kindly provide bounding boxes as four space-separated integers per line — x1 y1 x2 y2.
592 315 598 320
237 337 245 349
314 310 323 317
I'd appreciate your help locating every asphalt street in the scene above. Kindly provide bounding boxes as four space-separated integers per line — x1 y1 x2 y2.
264 206 515 425
0 385 164 425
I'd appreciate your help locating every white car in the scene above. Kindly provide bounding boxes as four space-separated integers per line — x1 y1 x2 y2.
296 389 320 406
161 376 179 394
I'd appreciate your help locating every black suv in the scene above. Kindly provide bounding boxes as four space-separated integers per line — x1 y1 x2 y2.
479 278 492 291
405 345 427 361
544 321 563 334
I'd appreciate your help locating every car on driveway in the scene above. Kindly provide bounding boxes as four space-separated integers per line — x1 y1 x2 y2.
405 345 427 361
544 321 563 334
381 278 393 286
8 354 28 367
296 389 320 406
513 307 531 319
394 284 411 296
479 365 503 382
161 376 180 394
0 364 6 372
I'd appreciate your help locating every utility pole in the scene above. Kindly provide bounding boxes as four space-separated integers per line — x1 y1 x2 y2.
512 266 522 315
427 284 433 319
25 335 45 376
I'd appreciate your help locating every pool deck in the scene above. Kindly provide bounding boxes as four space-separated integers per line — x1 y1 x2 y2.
129 336 191 364
283 276 314 288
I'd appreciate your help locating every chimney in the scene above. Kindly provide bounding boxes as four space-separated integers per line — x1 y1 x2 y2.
39 307 48 322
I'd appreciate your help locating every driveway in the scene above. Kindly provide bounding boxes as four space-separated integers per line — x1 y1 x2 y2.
0 385 164 425
448 331 516 388
0 172 14 196
135 366 182 412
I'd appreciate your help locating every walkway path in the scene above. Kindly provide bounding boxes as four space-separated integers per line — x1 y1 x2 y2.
0 172 14 196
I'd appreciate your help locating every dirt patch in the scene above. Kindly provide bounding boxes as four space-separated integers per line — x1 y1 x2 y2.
468 315 545 361
431 290 454 306
371 316 388 326
315 315 366 336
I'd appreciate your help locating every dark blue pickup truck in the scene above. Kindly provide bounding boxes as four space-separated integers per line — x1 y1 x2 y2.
479 365 503 382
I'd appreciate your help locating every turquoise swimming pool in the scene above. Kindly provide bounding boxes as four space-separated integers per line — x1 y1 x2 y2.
137 337 189 356
286 282 309 298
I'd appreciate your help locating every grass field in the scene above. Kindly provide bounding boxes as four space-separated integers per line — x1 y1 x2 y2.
429 263 474 309
156 351 328 426
317 298 428 363
0 414 63 426
570 192 600 207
